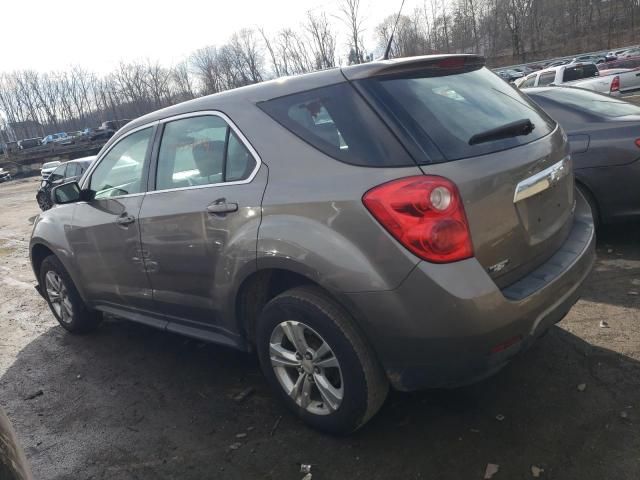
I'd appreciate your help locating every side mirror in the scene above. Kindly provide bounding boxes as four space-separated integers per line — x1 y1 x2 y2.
51 181 83 205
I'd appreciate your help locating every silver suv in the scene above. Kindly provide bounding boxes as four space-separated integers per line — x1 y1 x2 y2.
30 55 595 434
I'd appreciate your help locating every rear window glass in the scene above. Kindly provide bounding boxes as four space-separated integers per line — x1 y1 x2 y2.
562 64 598 82
258 82 414 167
359 66 555 162
538 72 556 86
532 88 640 117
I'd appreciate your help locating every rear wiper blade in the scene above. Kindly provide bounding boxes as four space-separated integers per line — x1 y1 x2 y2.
468 118 535 145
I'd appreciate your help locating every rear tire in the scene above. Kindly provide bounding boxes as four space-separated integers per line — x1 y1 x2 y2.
40 255 101 333
256 286 388 435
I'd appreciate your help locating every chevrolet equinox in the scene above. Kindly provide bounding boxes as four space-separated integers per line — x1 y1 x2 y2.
30 55 595 434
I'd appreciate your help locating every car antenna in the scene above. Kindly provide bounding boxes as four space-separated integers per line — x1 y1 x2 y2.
382 0 407 60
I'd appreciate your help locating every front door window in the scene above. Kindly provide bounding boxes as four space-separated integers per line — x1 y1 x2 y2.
89 128 153 199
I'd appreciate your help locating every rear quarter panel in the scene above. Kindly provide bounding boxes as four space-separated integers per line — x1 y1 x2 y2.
228 102 423 294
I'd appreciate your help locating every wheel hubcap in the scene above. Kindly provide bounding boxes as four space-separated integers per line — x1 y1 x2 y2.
269 321 344 415
45 271 73 323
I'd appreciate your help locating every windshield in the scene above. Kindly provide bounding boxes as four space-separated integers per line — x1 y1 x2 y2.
360 66 555 162
534 88 640 117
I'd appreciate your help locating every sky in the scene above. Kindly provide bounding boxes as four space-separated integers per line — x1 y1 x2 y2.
0 0 414 75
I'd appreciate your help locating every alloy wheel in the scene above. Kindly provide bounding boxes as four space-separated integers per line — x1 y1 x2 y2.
269 320 344 415
45 270 73 324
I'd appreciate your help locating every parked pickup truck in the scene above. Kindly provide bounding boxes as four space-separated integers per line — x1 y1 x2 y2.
515 63 599 88
568 65 640 96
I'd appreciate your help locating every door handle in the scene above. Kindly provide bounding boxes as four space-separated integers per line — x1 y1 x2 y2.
207 201 238 214
116 214 135 226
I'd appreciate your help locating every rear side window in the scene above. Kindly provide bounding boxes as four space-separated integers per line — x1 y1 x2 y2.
359 66 555 162
521 76 536 88
562 64 598 82
156 115 257 190
538 72 556 86
258 83 413 167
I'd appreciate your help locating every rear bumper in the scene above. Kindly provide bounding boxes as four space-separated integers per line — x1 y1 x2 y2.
346 190 595 391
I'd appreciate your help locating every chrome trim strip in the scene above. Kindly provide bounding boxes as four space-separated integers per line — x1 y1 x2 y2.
513 156 570 203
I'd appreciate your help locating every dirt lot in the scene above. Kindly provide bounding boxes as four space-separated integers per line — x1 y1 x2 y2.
1 178 639 480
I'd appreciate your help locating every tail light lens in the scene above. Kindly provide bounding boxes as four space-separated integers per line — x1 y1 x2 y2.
363 176 473 263
611 75 620 93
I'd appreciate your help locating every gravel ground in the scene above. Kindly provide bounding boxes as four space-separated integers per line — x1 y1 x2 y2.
1 178 639 480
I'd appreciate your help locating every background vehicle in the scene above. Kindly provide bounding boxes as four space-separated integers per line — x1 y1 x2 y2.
30 55 594 434
599 55 640 70
40 160 61 180
80 127 114 141
526 87 640 225
17 138 42 150
0 168 11 182
619 47 640 58
36 156 95 211
497 69 524 82
571 54 606 64
41 133 69 146
567 70 628 95
545 59 571 68
517 63 599 88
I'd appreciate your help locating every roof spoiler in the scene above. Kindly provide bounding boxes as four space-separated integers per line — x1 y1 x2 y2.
342 54 486 80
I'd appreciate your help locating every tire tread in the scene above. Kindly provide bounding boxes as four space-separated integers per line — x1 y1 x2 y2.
274 285 388 431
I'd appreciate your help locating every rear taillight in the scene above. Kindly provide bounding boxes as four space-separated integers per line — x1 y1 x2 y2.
611 75 620 93
363 176 473 263
634 138 640 148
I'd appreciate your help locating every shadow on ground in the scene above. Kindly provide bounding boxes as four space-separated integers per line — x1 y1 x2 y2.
2 317 639 480
580 222 640 309
1 225 640 479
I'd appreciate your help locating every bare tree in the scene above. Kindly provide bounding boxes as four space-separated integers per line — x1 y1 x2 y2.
191 46 224 95
376 13 430 58
172 61 196 101
338 0 367 64
305 12 337 69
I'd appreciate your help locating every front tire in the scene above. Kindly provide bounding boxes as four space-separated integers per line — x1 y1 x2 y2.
40 255 101 333
256 286 388 434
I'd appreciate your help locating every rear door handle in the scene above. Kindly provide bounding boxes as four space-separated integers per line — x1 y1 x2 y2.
207 201 238 214
116 214 135 226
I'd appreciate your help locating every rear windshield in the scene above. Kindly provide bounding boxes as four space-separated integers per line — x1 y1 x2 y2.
359 66 556 162
562 64 598 82
532 88 640 117
258 82 414 167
